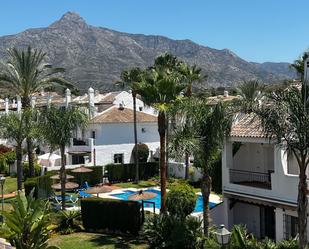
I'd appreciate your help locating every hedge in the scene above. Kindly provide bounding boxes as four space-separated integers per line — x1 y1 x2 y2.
81 198 142 235
69 166 103 186
24 166 104 198
24 171 54 199
105 162 159 183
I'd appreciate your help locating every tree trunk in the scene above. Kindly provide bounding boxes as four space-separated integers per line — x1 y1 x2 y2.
60 146 67 210
298 159 308 249
185 153 190 180
16 143 23 191
133 93 139 184
201 171 211 237
26 138 34 177
22 97 35 178
165 117 169 179
158 111 167 213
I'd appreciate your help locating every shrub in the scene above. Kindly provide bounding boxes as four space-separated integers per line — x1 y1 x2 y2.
106 162 159 182
166 182 197 219
132 143 149 162
0 151 15 175
24 171 54 199
55 210 82 235
81 198 142 235
143 214 204 249
23 162 41 178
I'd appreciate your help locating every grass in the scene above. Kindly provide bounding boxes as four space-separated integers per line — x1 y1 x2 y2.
49 232 148 249
3 177 19 194
114 180 158 189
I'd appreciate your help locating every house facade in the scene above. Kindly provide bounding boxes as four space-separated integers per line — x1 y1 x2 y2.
66 105 159 166
0 88 159 169
222 113 305 241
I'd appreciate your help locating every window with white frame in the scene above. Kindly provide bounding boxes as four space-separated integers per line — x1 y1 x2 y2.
114 154 124 164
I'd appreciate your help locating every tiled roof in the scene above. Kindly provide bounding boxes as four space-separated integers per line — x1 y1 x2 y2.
230 113 266 138
91 106 157 124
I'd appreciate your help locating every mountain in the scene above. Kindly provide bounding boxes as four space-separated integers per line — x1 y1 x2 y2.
0 12 297 92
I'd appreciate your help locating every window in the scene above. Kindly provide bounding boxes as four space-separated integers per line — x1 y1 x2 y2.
283 214 298 239
114 154 124 164
92 131 96 139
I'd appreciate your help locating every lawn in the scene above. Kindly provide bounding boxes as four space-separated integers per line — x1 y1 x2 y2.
3 177 19 194
114 180 158 189
49 232 148 249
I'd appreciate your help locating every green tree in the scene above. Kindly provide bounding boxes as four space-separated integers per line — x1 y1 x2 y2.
170 97 231 236
290 49 309 79
40 107 88 210
236 80 264 113
177 63 206 179
256 83 309 249
0 191 59 249
0 46 72 177
136 53 187 212
117 67 143 183
0 112 28 190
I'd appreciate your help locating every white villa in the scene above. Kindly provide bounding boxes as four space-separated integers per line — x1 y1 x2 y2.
0 87 160 168
222 113 303 241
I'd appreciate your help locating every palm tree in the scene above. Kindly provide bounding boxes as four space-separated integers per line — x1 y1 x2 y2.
117 67 143 183
170 97 231 236
290 49 309 79
0 46 72 177
0 112 29 190
236 80 264 113
256 83 309 249
40 107 88 210
136 54 188 212
178 63 206 179
0 191 59 249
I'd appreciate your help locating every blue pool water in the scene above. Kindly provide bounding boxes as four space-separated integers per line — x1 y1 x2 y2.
110 189 217 213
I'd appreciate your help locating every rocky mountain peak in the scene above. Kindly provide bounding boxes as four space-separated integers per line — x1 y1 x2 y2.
49 11 88 29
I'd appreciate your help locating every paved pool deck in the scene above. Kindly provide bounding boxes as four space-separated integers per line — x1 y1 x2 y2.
97 186 222 216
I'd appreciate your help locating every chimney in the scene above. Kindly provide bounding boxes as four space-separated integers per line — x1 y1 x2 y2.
119 103 124 110
31 96 36 108
65 88 71 108
88 87 95 118
16 96 21 113
223 90 229 97
4 98 8 114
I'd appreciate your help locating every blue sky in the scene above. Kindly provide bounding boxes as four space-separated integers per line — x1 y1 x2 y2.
0 0 308 63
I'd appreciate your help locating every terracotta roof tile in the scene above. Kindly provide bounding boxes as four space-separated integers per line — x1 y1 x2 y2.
230 113 265 138
91 106 157 124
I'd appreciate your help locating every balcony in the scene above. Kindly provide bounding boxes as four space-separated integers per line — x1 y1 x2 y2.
230 169 272 189
68 138 94 153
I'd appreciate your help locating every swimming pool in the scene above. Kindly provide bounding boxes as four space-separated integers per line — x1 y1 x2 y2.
110 189 217 213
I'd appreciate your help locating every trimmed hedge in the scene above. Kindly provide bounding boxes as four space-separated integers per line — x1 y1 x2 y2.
24 171 54 199
81 198 142 235
106 162 159 183
69 166 103 186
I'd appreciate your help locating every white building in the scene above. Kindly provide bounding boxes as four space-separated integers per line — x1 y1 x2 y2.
67 105 159 166
0 88 159 170
222 113 305 241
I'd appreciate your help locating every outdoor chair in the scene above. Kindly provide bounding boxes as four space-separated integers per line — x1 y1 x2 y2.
78 190 92 198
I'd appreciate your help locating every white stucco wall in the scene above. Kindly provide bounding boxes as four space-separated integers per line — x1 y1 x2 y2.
233 143 274 173
113 91 157 115
94 142 159 165
87 122 159 146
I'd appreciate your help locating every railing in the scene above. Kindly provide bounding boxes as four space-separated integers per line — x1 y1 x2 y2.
229 169 272 189
72 138 87 146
